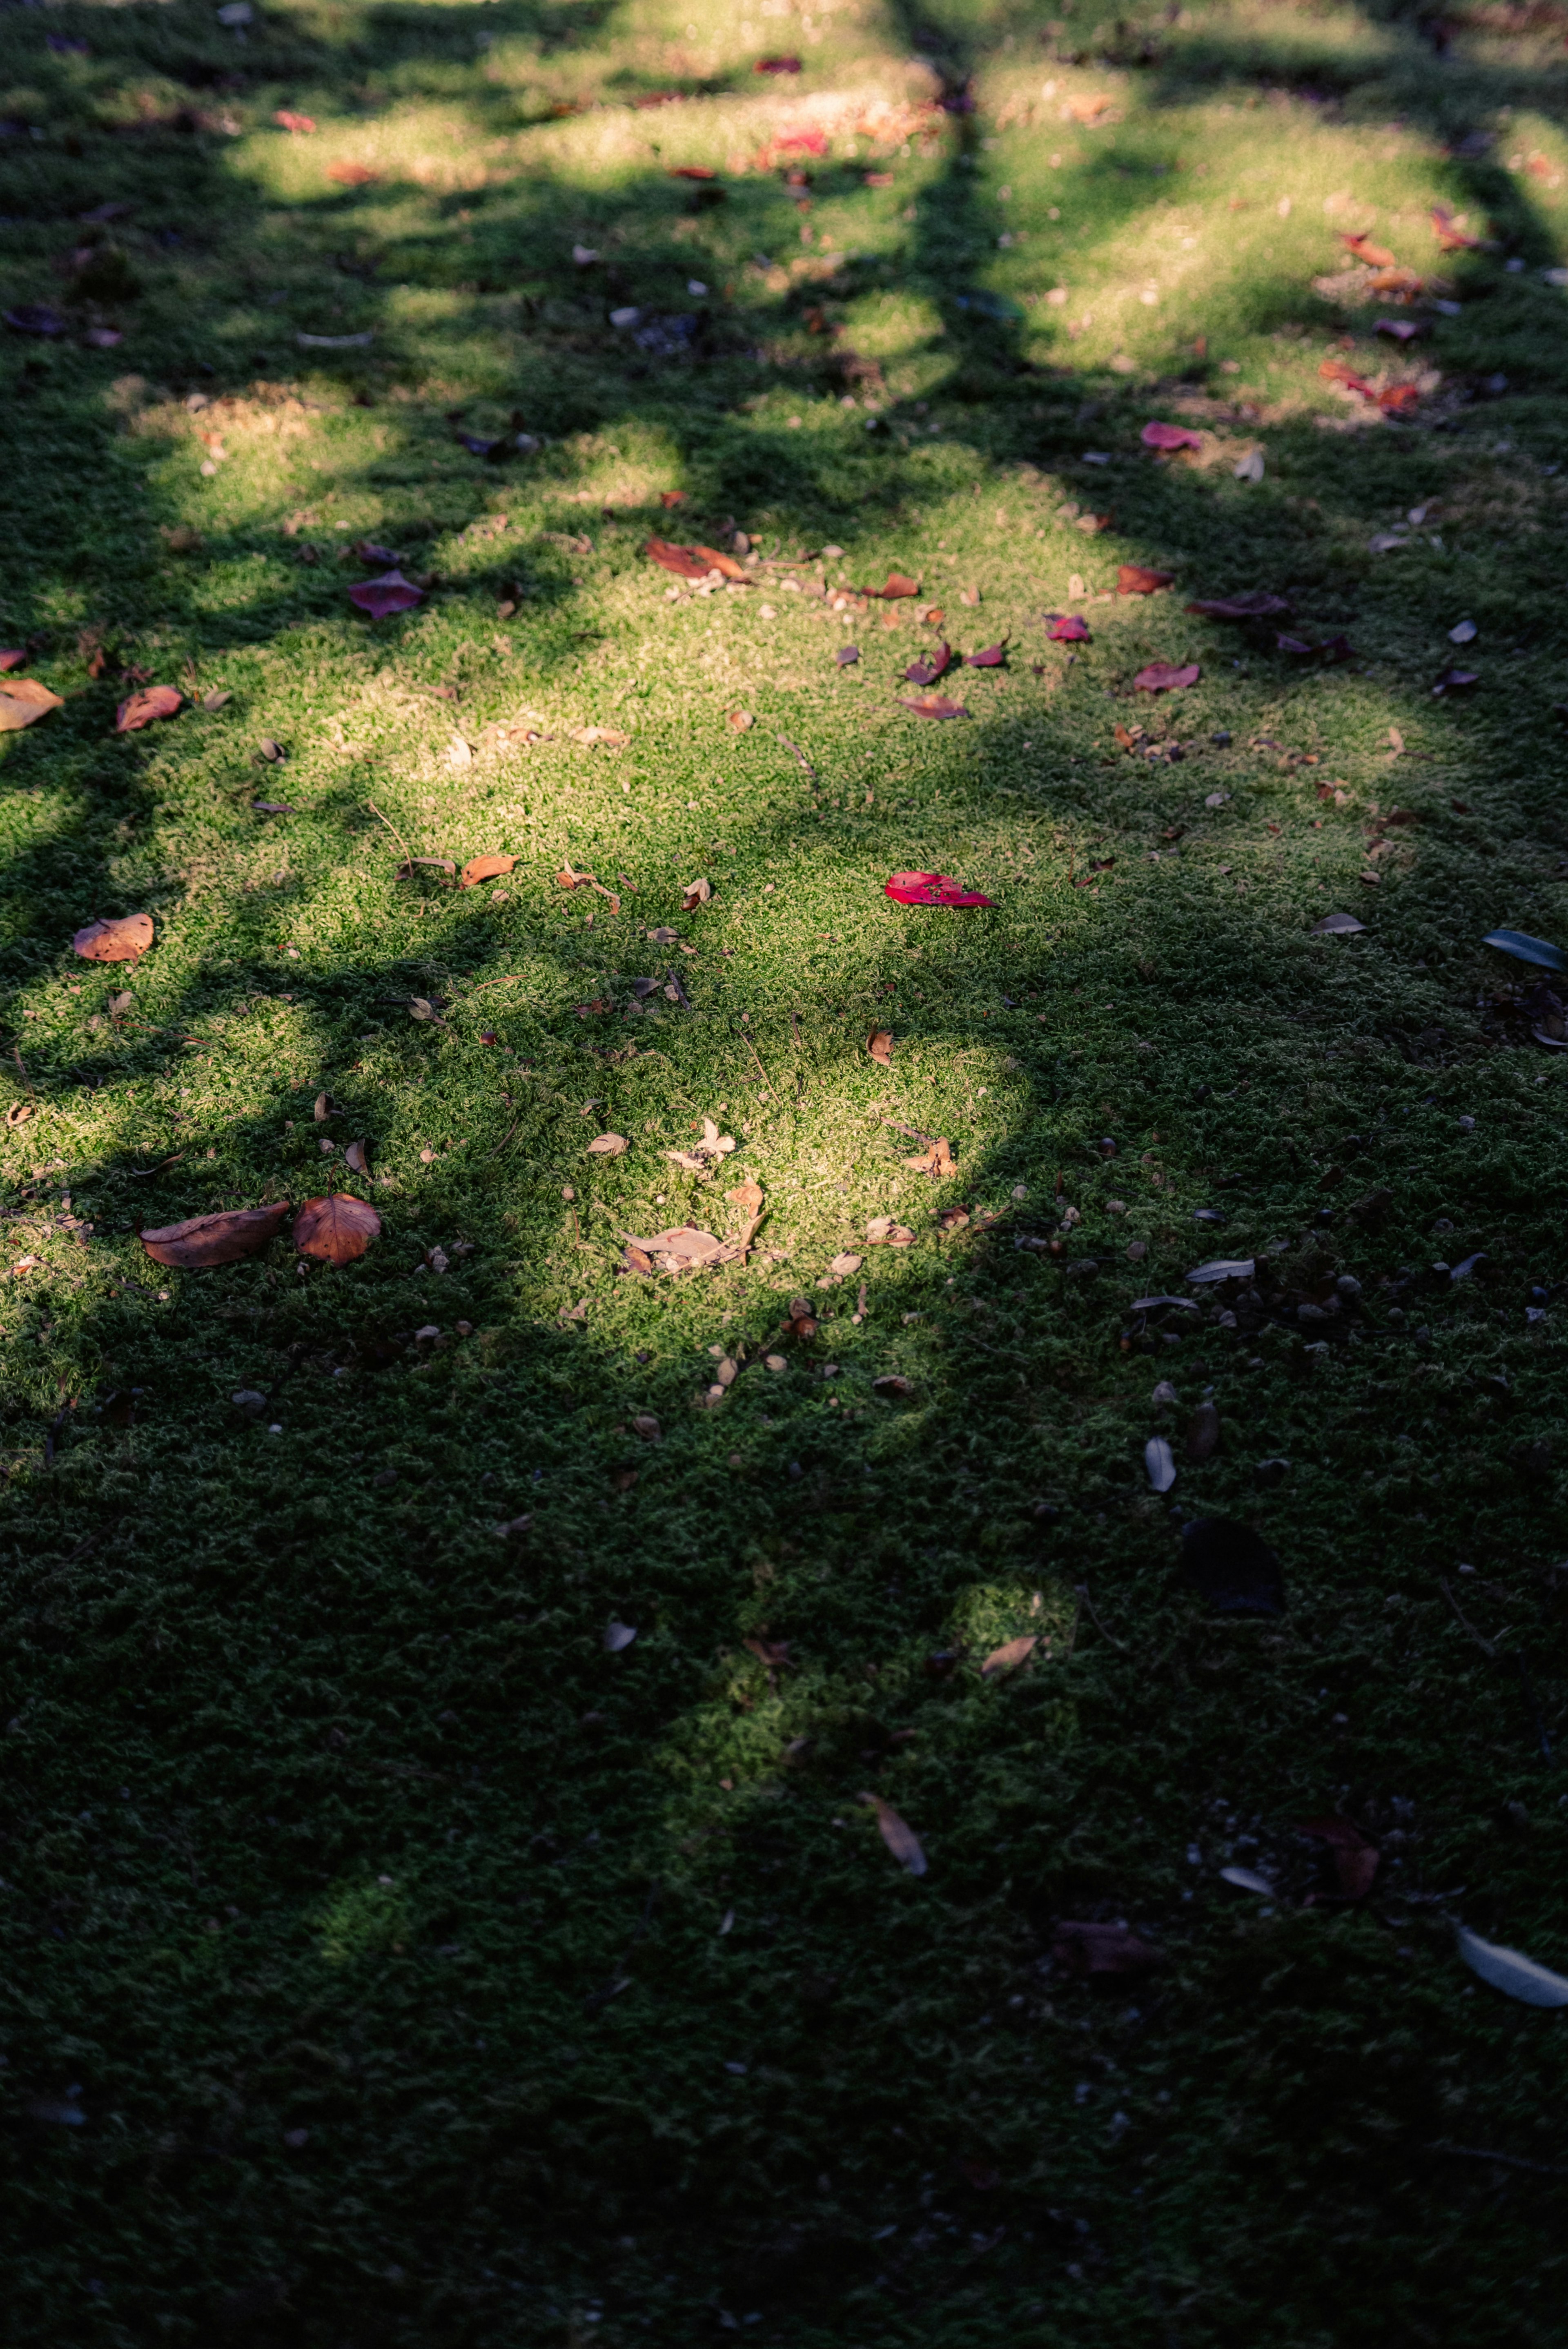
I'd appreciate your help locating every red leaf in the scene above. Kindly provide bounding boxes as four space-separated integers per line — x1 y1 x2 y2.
1320 357 1376 398
348 570 423 617
667 165 715 180
114 685 182 733
274 109 317 133
862 571 919 599
898 695 969 720
293 1192 381 1265
1134 661 1200 691
884 871 995 908
645 537 716 581
1378 383 1421 415
776 126 828 154
0 677 64 731
0 649 26 672
1118 564 1174 596
1340 230 1395 266
755 53 803 72
1051 1921 1162 1977
1140 420 1203 451
694 543 748 579
659 489 688 507
141 1202 291 1269
1045 613 1091 642
904 642 950 685
354 539 399 566
327 160 378 185
965 642 1007 667
73 912 154 963
1184 591 1291 620
1431 203 1481 251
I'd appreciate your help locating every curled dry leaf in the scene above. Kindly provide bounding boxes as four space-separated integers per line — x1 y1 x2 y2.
0 650 26 673
460 851 517 889
569 725 632 747
1482 929 1567 974
604 1618 638 1653
884 871 994 908
866 1216 914 1245
836 644 859 666
682 877 713 911
981 1633 1038 1677
904 1136 956 1178
727 709 754 731
622 1224 726 1270
0 677 64 733
965 643 1007 668
344 1139 370 1173
1296 1815 1379 1898
1186 590 1292 620
861 1792 927 1875
1145 1435 1177 1492
1312 911 1365 936
1135 662 1200 692
1340 230 1395 266
867 1027 893 1065
861 572 919 600
905 642 951 686
645 538 740 582
1051 1921 1161 1977
114 685 182 734
293 1192 381 1266
728 1175 764 1216
141 1201 291 1269
1118 565 1174 596
74 912 153 963
633 1412 661 1442
348 570 423 618
899 694 970 720
1141 420 1204 452
1455 1926 1568 2008
587 1132 629 1156
1187 1256 1254 1284
873 1373 915 1397
1045 613 1091 643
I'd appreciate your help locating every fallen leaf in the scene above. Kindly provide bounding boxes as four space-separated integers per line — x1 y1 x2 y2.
1065 90 1112 121
861 1792 927 1875
1456 1926 1568 2007
345 1139 370 1172
981 1633 1038 1678
274 109 317 132
0 649 25 672
900 694 970 720
4 304 67 337
1433 667 1479 693
1179 1517 1284 1616
936 1205 970 1231
1186 1259 1254 1290
252 799 294 816
1045 613 1091 642
327 160 379 186
114 685 182 733
1186 1401 1220 1462
1430 203 1481 251
755 53 803 73
1185 590 1292 619
682 876 712 911
904 1136 956 1177
1296 1815 1379 1898
1312 911 1365 936
1375 316 1422 343
1118 565 1174 596
348 571 423 618
884 870 993 907
140 1202 290 1268
604 1618 638 1652
873 1372 915 1396
1141 420 1203 451
904 643 951 685
867 572 920 599
1340 230 1395 266
459 851 517 889
728 1176 764 1216
965 642 1007 668
587 1133 629 1157
727 709 754 731
396 857 456 880
1051 1920 1161 1977
836 644 859 666
1145 1435 1176 1492
569 725 632 747
828 1252 863 1277
633 1412 661 1442
74 912 153 963
1135 662 1200 692
621 1224 726 1270
867 1027 893 1065
866 1216 915 1245
293 1193 381 1265
1221 1865 1275 1895
0 677 65 732
958 586 982 606
1483 928 1566 973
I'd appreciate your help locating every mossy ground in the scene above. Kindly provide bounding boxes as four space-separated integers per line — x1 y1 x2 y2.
4 0 1568 2342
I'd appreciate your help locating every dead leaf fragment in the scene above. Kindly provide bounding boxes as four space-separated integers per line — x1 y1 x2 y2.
345 1139 370 1172
981 1634 1038 1678
866 1216 914 1245
140 1201 290 1269
682 877 713 912
114 685 183 733
860 1792 927 1875
569 725 632 748
460 851 517 889
1135 661 1200 693
0 677 64 733
73 912 153 964
1117 565 1174 597
727 709 754 731
867 1026 893 1065
587 1132 629 1156
728 1176 764 1216
904 1137 956 1178
293 1193 381 1265
873 1373 914 1396
604 1618 638 1652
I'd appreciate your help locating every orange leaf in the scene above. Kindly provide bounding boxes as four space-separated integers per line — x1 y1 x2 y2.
115 685 182 733
460 851 518 889
73 912 154 963
981 1634 1038 1678
293 1193 381 1265
1117 565 1174 596
327 160 378 185
645 537 717 581
140 1202 292 1269
0 677 64 732
866 1026 893 1064
1340 231 1396 267
695 544 747 580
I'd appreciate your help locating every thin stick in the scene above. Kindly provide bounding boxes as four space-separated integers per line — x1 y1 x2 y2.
777 732 817 781
364 799 414 867
1439 1577 1496 1659
12 1048 33 1096
487 1118 519 1161
1074 1581 1127 1651
1430 2142 1568 2180
742 1030 775 1094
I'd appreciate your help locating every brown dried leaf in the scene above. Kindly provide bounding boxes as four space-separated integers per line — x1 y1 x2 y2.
344 1139 370 1173
569 725 632 748
396 857 456 880
141 1201 291 1269
873 1372 914 1396
728 1176 764 1216
0 677 65 732
73 912 153 964
293 1192 381 1265
460 851 517 889
114 684 183 733
682 876 713 911
867 1026 893 1065
866 1216 915 1246
727 709 755 731
1117 565 1174 597
587 1132 629 1155
860 1792 927 1874
903 1137 956 1178
981 1633 1038 1678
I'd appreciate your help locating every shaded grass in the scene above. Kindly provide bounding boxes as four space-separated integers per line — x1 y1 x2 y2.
3 0 1568 2344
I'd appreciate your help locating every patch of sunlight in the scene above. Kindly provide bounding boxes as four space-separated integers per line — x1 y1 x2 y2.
317 1876 411 1966
837 288 946 363
947 1578 1076 1659
190 555 301 616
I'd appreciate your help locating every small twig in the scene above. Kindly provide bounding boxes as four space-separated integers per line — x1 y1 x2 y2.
487 1119 520 1161
1430 2142 1568 2180
777 732 817 780
129 1153 184 1179
882 1118 935 1145
364 798 414 867
1074 1580 1127 1651
12 1047 33 1096
1439 1577 1497 1659
741 1029 775 1094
